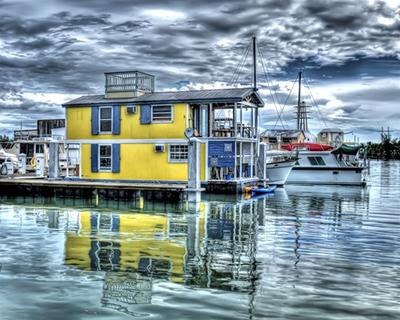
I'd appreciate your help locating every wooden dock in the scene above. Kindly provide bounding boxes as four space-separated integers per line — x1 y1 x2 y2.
0 178 187 202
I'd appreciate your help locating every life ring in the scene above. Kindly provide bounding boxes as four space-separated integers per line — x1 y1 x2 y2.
30 156 37 168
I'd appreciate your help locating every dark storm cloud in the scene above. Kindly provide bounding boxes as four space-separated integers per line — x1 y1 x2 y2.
337 86 400 102
303 0 367 28
0 0 399 140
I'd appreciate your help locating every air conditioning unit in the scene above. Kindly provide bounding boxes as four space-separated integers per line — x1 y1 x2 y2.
154 144 165 153
126 105 137 114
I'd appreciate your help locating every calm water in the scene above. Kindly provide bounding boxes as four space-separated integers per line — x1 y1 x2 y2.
0 160 399 320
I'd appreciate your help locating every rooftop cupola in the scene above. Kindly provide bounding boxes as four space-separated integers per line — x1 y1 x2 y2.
104 70 155 98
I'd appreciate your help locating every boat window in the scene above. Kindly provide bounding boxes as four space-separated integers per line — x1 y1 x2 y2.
308 156 326 166
99 144 112 171
269 137 277 143
282 137 291 143
35 144 44 154
152 105 172 122
99 106 113 133
169 144 188 162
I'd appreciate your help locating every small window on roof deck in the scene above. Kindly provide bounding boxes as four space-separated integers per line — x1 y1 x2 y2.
152 105 172 122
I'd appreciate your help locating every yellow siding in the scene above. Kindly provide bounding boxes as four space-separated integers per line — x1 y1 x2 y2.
66 103 187 140
65 212 186 281
80 142 206 182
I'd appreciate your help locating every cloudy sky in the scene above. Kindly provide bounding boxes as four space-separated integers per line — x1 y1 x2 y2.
1 0 399 141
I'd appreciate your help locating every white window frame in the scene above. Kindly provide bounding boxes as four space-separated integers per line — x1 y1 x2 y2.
168 144 188 163
99 106 113 134
98 144 113 172
151 104 173 123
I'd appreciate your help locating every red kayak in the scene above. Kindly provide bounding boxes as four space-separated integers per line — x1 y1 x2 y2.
281 142 334 152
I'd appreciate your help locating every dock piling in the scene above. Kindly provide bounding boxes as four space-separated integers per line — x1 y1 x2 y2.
48 142 60 180
187 136 203 203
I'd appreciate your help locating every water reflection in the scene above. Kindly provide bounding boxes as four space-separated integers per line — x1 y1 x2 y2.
1 161 399 320
62 200 265 315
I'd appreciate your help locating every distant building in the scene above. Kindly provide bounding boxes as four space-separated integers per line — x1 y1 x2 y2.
37 119 65 137
317 128 344 146
13 129 38 141
12 119 66 162
261 129 306 149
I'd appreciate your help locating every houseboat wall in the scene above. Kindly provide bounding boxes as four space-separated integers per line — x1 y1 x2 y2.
66 103 207 183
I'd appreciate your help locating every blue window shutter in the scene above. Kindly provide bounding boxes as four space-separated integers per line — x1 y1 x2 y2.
91 144 99 172
91 106 99 135
112 105 120 135
140 105 151 124
112 144 120 173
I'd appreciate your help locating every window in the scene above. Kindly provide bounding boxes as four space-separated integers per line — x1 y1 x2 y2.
269 137 277 143
169 144 188 162
35 144 44 154
152 105 172 122
308 156 326 166
99 106 112 132
99 145 112 171
282 137 291 143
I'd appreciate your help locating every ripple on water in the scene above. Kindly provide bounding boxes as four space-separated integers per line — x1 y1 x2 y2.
0 160 399 320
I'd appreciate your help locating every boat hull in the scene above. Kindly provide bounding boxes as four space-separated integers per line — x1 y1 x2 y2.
265 160 296 186
287 166 367 186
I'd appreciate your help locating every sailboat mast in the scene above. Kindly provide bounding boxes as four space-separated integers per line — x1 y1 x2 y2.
252 36 257 91
297 71 302 130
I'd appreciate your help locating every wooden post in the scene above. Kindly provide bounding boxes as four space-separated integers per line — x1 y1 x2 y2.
187 137 202 203
250 142 254 177
66 143 69 178
234 142 237 180
240 104 243 137
239 141 243 179
233 102 237 137
208 103 213 137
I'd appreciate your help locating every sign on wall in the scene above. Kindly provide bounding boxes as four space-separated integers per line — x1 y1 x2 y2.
208 141 235 167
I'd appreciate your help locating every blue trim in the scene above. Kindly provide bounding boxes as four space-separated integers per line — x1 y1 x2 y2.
91 144 99 172
111 215 120 232
90 213 98 230
140 104 151 124
112 105 120 135
112 144 120 173
91 106 99 135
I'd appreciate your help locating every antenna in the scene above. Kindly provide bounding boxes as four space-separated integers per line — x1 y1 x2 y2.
252 36 257 91
296 71 309 131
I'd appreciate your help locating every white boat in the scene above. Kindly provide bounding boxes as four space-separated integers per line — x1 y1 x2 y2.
0 147 18 175
263 71 369 186
286 144 368 186
265 150 297 186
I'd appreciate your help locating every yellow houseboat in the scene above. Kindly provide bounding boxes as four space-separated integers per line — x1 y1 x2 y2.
63 71 264 192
